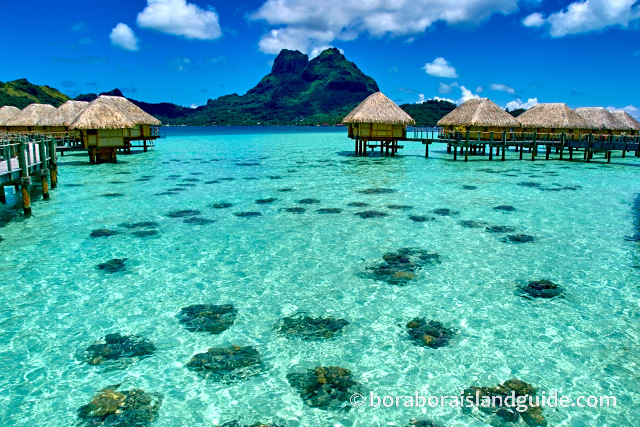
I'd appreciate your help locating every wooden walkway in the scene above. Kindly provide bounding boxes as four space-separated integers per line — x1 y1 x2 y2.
0 136 58 214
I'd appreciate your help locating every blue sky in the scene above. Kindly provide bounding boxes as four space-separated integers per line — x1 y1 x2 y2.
1 0 639 116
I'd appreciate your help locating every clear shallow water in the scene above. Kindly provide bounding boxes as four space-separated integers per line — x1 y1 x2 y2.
1 127 640 426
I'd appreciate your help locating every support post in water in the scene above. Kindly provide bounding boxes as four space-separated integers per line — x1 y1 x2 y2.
38 140 50 200
501 132 506 161
48 138 58 189
0 186 6 204
17 140 31 215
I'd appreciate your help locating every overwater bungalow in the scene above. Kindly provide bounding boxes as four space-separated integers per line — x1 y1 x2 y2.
342 91 415 156
4 103 56 133
98 96 161 147
38 100 88 135
575 107 627 138
0 106 21 131
516 103 588 141
437 98 520 141
611 110 640 136
69 97 137 163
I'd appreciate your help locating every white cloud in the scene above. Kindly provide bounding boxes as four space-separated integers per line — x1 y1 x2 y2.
258 27 334 54
522 12 545 27
506 97 538 110
423 57 458 78
417 94 426 104
438 82 457 94
137 0 221 40
431 96 457 104
545 0 640 37
168 57 192 71
489 83 516 94
110 23 139 51
250 0 519 54
475 86 484 94
458 85 480 104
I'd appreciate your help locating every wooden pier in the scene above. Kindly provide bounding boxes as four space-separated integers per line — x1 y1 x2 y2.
404 129 640 162
0 135 58 215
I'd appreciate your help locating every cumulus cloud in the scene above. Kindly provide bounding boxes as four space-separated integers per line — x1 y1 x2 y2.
110 23 139 51
168 57 192 71
506 98 538 110
258 27 334 54
137 0 221 40
423 57 458 78
475 86 484 94
309 45 343 59
250 0 519 54
417 94 427 104
545 0 640 37
438 82 456 94
489 83 516 94
522 12 545 27
431 96 457 104
458 86 480 104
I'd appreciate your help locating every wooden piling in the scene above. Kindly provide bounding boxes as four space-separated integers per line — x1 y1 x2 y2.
424 143 429 158
532 132 537 161
143 139 148 152
501 132 506 161
453 145 457 161
0 186 6 204
48 138 57 189
17 140 31 215
559 134 565 160
37 140 50 200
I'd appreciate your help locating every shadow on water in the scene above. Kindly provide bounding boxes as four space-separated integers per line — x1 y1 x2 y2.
0 186 43 227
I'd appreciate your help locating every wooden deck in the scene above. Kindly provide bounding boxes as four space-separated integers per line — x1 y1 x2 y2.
1 136 57 213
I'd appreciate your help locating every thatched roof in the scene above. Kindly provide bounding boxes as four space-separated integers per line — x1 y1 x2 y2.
611 110 640 131
0 106 21 125
342 92 415 125
436 98 519 127
69 98 137 130
517 103 588 129
575 107 627 131
39 100 89 127
98 96 161 126
5 103 56 127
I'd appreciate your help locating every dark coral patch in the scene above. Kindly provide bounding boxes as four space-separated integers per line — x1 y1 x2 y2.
234 212 262 218
461 185 477 190
81 333 155 365
78 386 162 427
357 188 397 195
287 366 365 410
347 202 369 207
210 202 233 209
119 221 159 229
166 210 201 218
459 220 489 228
101 193 124 198
184 217 216 225
501 234 535 243
276 313 348 341
409 215 436 223
178 304 237 334
387 204 413 210
132 230 160 238
516 280 565 300
97 258 127 273
90 229 119 238
283 207 305 214
277 188 294 192
406 318 456 348
365 248 440 285
298 198 320 204
433 208 459 216
186 346 263 381
316 208 342 214
355 210 388 219
517 181 542 188
256 198 277 204
486 225 516 233
494 205 516 212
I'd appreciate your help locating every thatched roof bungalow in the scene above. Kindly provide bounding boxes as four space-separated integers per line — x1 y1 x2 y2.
575 107 627 135
38 100 88 132
437 98 520 141
611 110 640 136
343 92 414 141
69 97 137 163
98 95 161 140
517 103 588 140
0 106 21 130
5 103 56 132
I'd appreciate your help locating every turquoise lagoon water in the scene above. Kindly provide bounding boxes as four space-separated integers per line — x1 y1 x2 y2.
1 127 640 426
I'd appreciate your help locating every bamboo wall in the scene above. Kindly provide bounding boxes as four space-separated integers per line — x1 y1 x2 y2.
348 123 406 140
